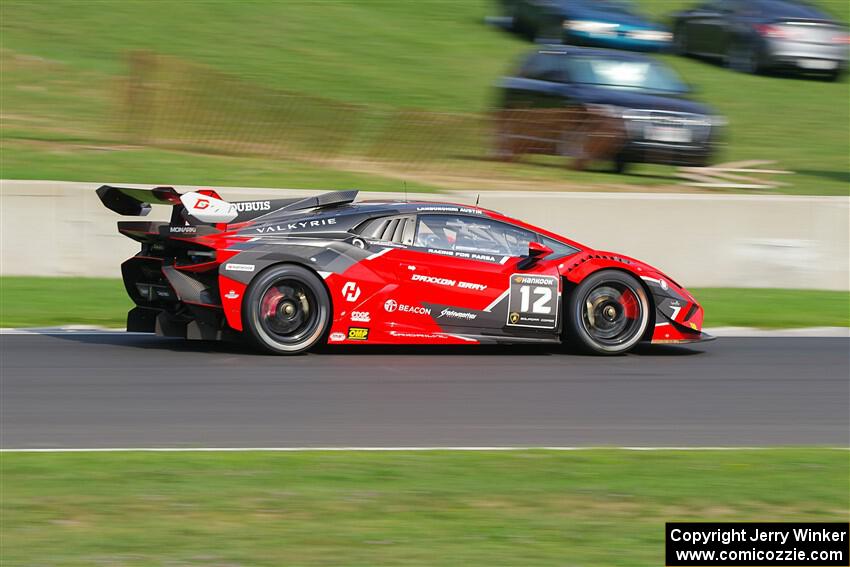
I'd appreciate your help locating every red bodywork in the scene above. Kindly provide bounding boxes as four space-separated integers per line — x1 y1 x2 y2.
199 202 706 346
111 188 708 347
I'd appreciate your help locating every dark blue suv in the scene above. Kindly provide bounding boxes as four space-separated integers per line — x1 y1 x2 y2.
495 46 724 172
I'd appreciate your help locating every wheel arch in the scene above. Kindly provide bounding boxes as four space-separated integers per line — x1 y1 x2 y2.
563 265 656 341
241 260 335 325
219 252 335 333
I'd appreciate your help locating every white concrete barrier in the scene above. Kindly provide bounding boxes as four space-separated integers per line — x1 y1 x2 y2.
1 180 848 290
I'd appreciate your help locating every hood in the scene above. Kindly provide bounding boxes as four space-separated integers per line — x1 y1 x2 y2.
571 85 713 115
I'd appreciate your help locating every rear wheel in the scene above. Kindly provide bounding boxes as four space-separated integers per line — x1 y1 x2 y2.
672 23 688 55
565 270 650 355
243 264 331 355
726 42 760 74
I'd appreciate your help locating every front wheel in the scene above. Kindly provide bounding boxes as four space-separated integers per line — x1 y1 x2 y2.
726 42 760 74
243 264 331 355
565 270 650 355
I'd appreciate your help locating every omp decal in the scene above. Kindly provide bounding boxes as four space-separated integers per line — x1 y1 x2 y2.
365 247 394 261
225 263 255 272
347 327 369 341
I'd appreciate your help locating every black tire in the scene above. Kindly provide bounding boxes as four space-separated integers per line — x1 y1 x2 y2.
565 270 651 355
726 41 760 74
672 23 688 55
613 152 629 174
823 67 846 82
242 264 331 355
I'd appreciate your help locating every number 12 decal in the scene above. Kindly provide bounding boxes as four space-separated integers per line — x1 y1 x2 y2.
519 285 553 314
507 274 559 329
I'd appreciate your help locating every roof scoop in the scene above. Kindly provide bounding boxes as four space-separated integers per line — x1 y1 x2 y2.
180 191 238 224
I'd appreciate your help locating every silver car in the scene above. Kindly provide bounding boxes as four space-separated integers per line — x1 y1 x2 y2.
672 0 849 80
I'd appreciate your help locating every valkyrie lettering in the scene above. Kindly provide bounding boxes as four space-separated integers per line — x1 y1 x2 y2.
255 218 337 233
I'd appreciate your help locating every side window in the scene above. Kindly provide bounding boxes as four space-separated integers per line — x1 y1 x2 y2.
539 55 569 83
541 236 579 259
414 215 537 257
522 53 567 82
355 215 415 245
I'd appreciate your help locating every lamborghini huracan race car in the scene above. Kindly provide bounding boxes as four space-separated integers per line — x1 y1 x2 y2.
98 185 712 355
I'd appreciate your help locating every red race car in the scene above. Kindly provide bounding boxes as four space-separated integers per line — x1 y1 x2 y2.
98 185 712 355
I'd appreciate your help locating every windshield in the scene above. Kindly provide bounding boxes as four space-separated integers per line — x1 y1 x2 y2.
566 57 688 94
592 0 638 14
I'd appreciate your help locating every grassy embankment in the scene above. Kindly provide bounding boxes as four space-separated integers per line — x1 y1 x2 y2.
1 0 847 194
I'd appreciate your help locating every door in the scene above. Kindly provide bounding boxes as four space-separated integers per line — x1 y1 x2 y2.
688 0 734 55
387 213 563 337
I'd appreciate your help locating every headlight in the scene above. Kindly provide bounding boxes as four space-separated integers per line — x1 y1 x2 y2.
565 20 620 33
628 30 673 42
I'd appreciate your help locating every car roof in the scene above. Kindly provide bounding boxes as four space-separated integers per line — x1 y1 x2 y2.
756 0 833 20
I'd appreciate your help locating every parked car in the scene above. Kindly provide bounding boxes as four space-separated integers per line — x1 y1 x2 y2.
495 45 724 172
501 0 672 52
672 0 850 79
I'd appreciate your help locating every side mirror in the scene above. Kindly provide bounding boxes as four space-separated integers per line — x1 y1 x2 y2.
518 241 554 270
528 241 553 258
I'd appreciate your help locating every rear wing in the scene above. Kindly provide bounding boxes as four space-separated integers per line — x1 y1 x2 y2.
96 185 181 217
96 185 360 224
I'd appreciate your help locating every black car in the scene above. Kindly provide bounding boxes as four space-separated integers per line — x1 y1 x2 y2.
501 0 672 52
672 0 849 79
495 45 724 172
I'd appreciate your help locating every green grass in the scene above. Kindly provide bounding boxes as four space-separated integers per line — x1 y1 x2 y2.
1 0 847 194
1 450 847 566
696 288 850 329
2 277 847 329
0 277 131 328
0 144 440 192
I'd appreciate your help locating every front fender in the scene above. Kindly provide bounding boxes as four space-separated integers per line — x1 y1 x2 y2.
561 251 707 343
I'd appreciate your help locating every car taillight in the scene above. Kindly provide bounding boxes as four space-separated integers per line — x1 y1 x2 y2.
754 24 788 38
833 34 850 44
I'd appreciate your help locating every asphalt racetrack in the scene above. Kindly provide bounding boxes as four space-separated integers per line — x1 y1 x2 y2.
1 333 847 448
